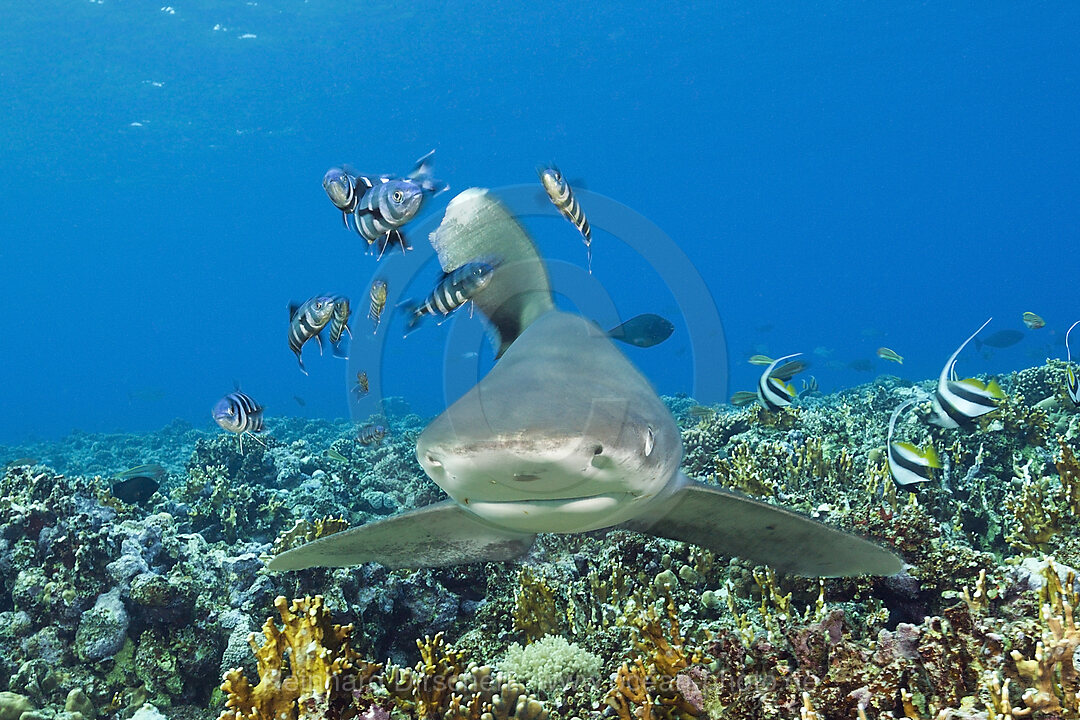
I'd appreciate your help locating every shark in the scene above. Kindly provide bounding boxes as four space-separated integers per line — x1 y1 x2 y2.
268 189 901 577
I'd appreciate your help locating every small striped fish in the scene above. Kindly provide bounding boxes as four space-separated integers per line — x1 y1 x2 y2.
887 399 941 491
288 295 335 375
212 391 266 454
368 279 388 334
357 423 387 446
353 370 369 400
404 262 496 333
539 164 592 273
1066 321 1080 406
756 352 801 412
328 295 352 358
928 318 1004 428
323 152 446 257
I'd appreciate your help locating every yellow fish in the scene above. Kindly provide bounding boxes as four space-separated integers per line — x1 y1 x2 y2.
1022 312 1045 329
877 347 903 364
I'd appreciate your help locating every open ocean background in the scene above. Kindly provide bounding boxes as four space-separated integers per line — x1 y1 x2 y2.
1 1 1077 446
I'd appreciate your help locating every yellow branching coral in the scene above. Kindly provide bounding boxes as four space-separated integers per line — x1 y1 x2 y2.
513 567 563 642
219 595 381 720
606 597 707 719
1010 602 1080 716
269 516 349 556
384 632 466 720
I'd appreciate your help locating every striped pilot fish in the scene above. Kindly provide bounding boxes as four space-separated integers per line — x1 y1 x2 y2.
288 295 336 375
756 352 801 412
928 318 1005 428
328 295 352 358
1066 320 1080 405
886 399 941 491
357 423 387 446
368 279 388 334
323 151 447 257
403 261 497 333
538 164 593 273
212 391 266 454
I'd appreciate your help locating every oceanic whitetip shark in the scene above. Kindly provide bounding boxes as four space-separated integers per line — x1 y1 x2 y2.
268 189 901 577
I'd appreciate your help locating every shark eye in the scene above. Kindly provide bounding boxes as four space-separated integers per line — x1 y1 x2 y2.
393 190 404 202
644 427 655 457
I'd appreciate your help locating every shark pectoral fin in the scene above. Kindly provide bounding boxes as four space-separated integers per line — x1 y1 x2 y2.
621 474 902 578
265 501 536 571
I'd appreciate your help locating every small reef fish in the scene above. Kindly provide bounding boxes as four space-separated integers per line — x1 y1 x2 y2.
323 151 447 256
848 358 875 373
538 164 593 273
357 424 387 446
328 295 352 348
887 399 941 491
293 395 306 407
746 355 808 379
748 355 774 366
325 447 349 463
606 314 674 348
368 279 388 334
404 262 497 333
288 295 336 375
929 318 1005 428
1023 312 1045 330
974 329 1024 350
730 391 758 407
757 353 801 412
877 347 903 364
112 463 167 481
1066 321 1080 405
687 405 717 420
212 391 266 453
801 376 819 395
353 371 369 400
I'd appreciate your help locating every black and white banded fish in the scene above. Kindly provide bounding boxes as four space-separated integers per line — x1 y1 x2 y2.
288 295 336 375
368 279 388 334
538 164 593 273
756 352 801 412
887 399 941 491
212 391 266 454
328 295 352 358
929 318 1005 428
1066 320 1080 405
403 262 497 333
357 423 387 446
325 151 447 257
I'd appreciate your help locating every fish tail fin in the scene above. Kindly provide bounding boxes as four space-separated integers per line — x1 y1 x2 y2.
410 150 448 195
332 340 349 360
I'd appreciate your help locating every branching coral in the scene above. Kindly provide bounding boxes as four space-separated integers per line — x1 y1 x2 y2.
219 595 381 720
269 516 349 556
1010 602 1080 715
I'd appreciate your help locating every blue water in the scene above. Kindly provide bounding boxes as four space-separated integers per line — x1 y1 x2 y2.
1 2 1077 444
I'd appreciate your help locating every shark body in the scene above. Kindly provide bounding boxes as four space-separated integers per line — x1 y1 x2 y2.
268 190 901 578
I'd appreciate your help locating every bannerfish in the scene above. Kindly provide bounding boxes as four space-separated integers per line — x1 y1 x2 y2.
288 295 335 375
328 294 352 357
886 399 940 491
606 314 674 348
1066 321 1080 405
268 189 901 578
368 279 388 333
757 353 801 412
538 164 593 273
974 329 1024 350
212 390 266 454
403 261 497 333
877 347 903 364
357 424 386 446
1023 312 1045 330
929 318 1005 428
352 371 369 400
